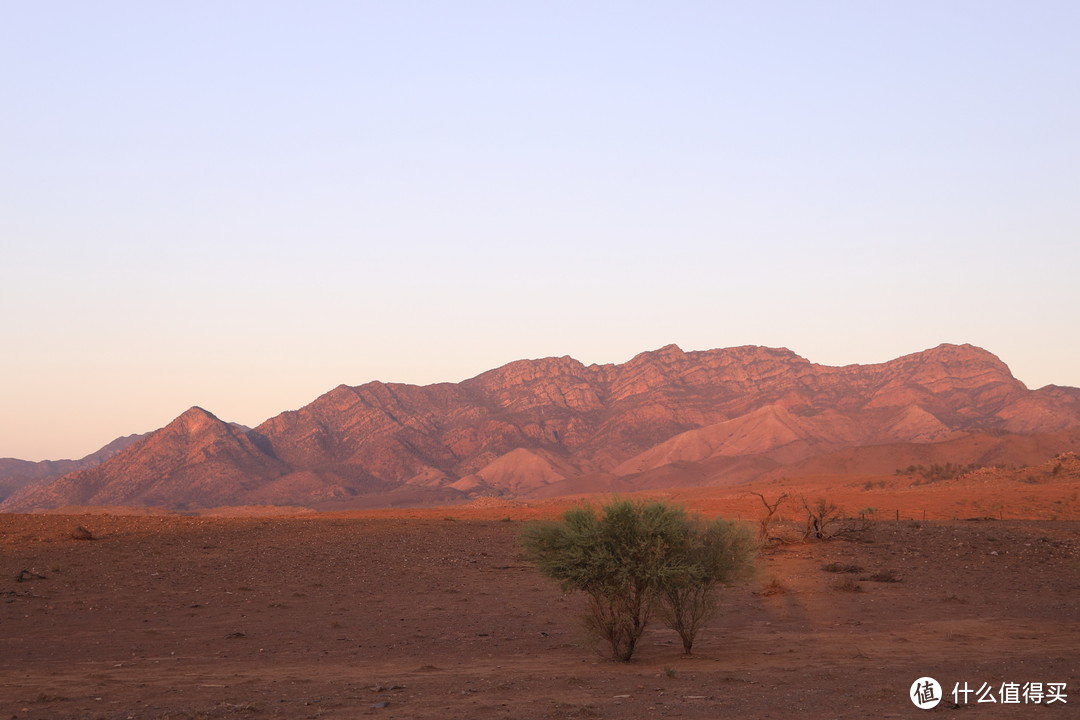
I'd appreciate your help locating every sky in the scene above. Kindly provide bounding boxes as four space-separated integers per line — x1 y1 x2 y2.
3 1 1079 461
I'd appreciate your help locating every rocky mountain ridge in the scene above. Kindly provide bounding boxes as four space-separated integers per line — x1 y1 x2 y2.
4 343 1079 512
0 434 145 504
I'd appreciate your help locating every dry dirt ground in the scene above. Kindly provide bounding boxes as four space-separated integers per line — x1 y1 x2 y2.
1 508 1078 720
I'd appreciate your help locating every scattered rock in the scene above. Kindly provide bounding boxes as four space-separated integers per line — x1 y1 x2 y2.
16 569 46 583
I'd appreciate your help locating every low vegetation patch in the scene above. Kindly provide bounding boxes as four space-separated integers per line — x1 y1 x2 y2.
865 570 902 583
521 498 757 661
821 562 863 574
830 577 864 593
897 462 985 485
760 577 787 596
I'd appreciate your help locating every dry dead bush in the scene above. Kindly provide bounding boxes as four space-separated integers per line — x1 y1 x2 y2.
751 492 789 541
800 497 843 540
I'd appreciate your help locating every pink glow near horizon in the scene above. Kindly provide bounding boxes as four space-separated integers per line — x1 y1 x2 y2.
3 2 1078 460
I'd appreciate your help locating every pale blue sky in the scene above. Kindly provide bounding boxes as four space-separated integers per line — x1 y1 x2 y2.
3 1 1078 460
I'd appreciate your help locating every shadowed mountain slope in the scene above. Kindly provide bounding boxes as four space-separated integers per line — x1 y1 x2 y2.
0 433 146 503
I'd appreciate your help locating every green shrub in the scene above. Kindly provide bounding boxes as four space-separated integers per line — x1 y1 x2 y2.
520 498 756 661
657 516 757 654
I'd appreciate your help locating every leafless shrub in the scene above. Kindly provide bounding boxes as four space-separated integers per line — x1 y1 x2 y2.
799 497 843 540
751 492 789 541
830 516 873 539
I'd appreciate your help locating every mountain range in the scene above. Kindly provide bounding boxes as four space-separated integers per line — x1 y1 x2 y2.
3 343 1079 512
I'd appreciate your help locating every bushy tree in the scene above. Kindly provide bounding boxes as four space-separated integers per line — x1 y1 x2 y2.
521 498 756 661
657 517 757 654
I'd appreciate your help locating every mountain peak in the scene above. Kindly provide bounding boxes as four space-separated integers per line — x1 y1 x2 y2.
629 344 686 363
171 406 229 434
0 405 288 512
467 354 590 389
902 343 1018 383
911 343 1002 367
922 342 1002 361
179 405 219 420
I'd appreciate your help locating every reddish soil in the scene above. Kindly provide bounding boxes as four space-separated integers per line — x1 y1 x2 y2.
2 491 1078 719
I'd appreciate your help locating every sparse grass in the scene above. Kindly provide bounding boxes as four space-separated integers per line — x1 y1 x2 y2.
831 577 863 593
865 570 902 583
220 702 259 715
761 577 787 596
821 562 863 574
899 462 982 485
33 694 69 703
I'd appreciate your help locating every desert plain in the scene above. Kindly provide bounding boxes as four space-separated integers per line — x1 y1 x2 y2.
2 470 1078 720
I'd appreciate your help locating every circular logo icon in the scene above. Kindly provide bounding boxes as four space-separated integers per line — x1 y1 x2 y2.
911 677 942 709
